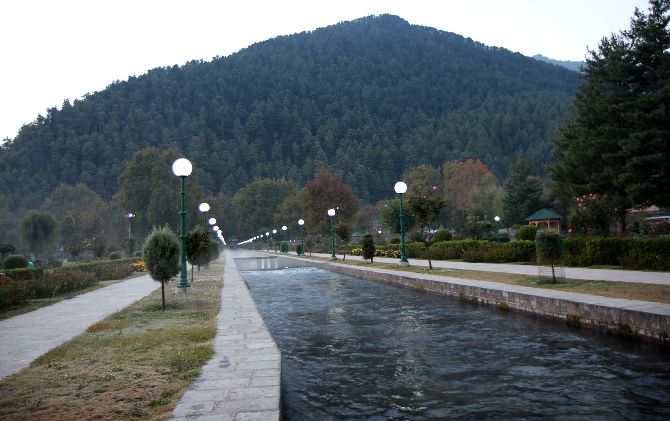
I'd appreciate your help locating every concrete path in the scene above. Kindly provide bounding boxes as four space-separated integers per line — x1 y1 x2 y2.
171 250 281 421
305 252 670 285
0 274 159 380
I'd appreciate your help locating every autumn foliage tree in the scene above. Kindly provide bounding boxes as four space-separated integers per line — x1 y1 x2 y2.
304 169 359 234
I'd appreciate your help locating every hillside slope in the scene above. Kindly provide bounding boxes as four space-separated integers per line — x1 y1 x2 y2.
0 14 578 209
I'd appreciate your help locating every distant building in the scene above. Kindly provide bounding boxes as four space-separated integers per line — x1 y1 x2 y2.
525 209 562 232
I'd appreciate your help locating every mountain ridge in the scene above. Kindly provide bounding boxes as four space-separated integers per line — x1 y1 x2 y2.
0 14 578 210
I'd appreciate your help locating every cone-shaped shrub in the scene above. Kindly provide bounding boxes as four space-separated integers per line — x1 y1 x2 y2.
143 225 180 309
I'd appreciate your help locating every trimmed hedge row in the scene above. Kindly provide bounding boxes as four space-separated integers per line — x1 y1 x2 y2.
564 237 670 271
0 258 140 310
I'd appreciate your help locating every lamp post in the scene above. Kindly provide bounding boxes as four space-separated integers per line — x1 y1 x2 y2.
198 202 210 229
282 225 287 253
265 232 270 250
272 229 277 252
328 208 336 259
126 213 135 238
172 158 192 290
298 219 305 255
494 216 501 243
394 181 409 265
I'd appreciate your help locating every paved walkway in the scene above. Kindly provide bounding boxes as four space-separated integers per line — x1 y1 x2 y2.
305 252 670 285
0 274 159 380
171 250 281 421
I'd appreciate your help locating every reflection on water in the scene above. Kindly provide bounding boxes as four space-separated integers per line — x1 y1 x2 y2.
241 267 670 420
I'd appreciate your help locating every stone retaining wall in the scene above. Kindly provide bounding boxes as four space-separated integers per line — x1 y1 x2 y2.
279 255 670 346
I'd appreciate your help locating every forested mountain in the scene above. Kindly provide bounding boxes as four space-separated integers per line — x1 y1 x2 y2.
0 14 578 210
532 54 584 72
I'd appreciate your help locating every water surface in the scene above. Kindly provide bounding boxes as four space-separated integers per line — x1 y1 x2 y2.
241 266 670 420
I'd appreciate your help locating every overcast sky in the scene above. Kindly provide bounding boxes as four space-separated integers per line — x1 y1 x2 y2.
0 0 648 141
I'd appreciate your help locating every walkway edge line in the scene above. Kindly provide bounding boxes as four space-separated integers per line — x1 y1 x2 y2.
171 251 281 420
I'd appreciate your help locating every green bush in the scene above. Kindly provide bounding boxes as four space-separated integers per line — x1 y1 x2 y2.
108 252 122 260
432 230 452 243
1 268 43 281
280 241 288 253
0 281 34 310
564 236 670 271
3 255 28 269
406 242 426 258
295 245 303 255
517 225 539 241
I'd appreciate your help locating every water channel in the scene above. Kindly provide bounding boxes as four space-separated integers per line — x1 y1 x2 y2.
237 257 670 420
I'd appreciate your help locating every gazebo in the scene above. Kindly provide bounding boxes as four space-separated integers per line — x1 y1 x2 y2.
525 209 562 232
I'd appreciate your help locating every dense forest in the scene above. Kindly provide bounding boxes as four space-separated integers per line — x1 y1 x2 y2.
0 14 578 210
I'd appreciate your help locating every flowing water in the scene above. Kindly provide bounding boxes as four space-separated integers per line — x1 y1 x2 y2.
239 262 670 420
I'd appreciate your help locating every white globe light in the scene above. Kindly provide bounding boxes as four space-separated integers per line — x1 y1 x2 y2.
213 226 219 231
266 232 270 236
394 181 407 194
199 202 210 212
327 208 335 217
127 213 135 218
494 216 501 222
172 158 192 177
282 225 287 231
209 218 216 225
298 219 304 226
272 229 277 234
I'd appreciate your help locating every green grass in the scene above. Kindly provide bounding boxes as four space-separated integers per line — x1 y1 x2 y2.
0 260 224 421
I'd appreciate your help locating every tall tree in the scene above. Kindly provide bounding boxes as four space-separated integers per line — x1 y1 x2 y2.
231 178 298 238
19 211 58 258
116 148 204 237
550 0 670 234
408 186 446 269
504 154 546 225
468 173 504 221
304 169 359 234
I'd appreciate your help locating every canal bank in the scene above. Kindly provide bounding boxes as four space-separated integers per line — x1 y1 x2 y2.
276 254 670 345
171 251 281 420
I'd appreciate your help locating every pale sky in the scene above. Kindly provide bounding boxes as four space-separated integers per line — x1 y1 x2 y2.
0 0 648 141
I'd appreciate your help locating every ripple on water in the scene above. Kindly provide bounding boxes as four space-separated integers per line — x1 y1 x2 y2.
241 267 670 420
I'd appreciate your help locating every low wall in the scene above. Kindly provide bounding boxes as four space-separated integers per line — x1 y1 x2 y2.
278 255 670 346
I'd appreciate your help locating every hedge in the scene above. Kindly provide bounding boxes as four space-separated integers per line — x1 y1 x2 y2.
344 237 669 271
564 237 670 271
0 258 140 310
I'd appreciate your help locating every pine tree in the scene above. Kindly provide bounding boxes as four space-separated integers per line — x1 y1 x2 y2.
550 0 670 234
503 154 545 225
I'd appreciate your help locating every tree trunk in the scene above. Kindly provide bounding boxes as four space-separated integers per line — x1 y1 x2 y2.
614 209 626 236
161 281 166 310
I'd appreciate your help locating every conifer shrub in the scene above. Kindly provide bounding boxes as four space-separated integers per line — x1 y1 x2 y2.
143 226 180 310
361 234 375 263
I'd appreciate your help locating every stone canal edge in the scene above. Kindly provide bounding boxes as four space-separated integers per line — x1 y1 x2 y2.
278 254 670 346
171 250 281 421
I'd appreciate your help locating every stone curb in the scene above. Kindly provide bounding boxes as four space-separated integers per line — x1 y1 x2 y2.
171 251 281 421
279 254 670 345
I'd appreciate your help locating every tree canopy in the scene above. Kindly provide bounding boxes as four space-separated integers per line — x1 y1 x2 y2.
0 14 577 211
550 0 670 233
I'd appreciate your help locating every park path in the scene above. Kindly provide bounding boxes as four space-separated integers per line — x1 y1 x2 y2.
306 252 670 285
0 274 159 380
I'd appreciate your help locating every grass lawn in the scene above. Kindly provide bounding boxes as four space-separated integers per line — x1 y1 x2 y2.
302 256 670 304
0 259 224 420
